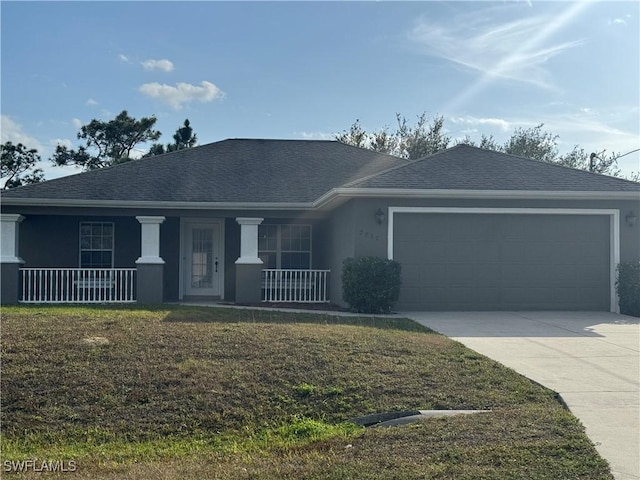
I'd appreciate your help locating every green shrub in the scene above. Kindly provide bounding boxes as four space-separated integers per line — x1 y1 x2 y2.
616 261 640 317
342 257 401 314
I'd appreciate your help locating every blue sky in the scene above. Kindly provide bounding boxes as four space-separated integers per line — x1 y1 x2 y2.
1 1 639 181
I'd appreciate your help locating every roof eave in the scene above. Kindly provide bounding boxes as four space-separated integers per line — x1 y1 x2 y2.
0 198 315 210
313 188 640 209
3 188 638 212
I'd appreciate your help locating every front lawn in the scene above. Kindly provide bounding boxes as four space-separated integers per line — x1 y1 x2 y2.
0 305 612 479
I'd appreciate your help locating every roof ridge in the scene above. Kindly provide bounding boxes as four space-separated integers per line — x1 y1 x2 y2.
226 137 337 142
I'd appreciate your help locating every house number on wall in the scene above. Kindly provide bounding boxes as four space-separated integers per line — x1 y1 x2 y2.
359 229 380 241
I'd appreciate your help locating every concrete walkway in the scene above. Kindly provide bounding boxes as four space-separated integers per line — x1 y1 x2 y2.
404 311 640 480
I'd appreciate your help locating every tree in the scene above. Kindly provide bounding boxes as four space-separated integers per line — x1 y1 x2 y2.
335 112 451 159
145 119 198 157
1 142 44 189
52 110 161 170
340 115 632 179
334 119 376 150
168 119 197 152
502 124 559 163
395 113 451 159
556 146 621 176
144 143 167 157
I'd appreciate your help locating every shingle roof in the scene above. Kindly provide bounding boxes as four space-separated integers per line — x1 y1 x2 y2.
2 141 638 207
347 144 640 192
1 139 408 203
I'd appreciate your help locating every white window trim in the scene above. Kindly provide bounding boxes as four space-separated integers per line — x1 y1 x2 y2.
259 224 313 269
387 207 620 313
79 221 115 268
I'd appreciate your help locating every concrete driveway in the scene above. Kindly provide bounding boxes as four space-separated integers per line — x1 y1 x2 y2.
403 311 640 480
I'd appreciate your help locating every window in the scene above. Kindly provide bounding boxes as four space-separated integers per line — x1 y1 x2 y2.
79 222 114 268
258 224 311 269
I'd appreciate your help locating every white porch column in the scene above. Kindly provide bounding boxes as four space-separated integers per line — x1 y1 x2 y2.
235 217 264 264
135 216 166 264
1 214 25 305
1 214 25 264
234 217 263 304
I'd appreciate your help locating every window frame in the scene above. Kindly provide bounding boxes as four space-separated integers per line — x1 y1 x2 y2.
79 221 115 268
258 224 312 269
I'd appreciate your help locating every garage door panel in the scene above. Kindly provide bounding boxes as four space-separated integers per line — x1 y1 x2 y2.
402 264 421 285
473 264 501 285
525 242 559 263
502 242 526 262
446 265 476 286
501 264 524 285
523 264 556 285
396 241 449 265
579 264 610 286
418 243 449 264
446 242 478 264
578 287 608 305
446 287 500 306
394 212 610 311
474 242 501 263
580 241 608 261
552 287 581 305
503 287 557 305
420 264 447 286
551 265 582 285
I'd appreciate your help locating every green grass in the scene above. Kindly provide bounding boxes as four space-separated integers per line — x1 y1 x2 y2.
0 305 613 479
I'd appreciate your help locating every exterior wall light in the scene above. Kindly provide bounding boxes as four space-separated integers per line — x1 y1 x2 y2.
375 208 386 224
625 212 637 227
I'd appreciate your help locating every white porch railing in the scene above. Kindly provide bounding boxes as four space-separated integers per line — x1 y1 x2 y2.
19 268 136 303
262 269 330 303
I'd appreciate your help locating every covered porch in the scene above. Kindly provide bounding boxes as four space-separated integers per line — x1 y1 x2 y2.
1 214 332 305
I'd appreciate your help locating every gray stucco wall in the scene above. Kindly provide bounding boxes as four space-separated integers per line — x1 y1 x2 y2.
321 197 639 309
160 217 180 301
224 218 240 301
13 213 180 301
325 201 357 305
18 215 140 268
4 197 636 307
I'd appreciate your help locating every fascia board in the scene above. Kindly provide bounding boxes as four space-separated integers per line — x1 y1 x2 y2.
3 188 639 211
0 198 315 210
313 188 640 209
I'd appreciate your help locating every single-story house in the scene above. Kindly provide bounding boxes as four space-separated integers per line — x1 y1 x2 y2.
1 139 639 311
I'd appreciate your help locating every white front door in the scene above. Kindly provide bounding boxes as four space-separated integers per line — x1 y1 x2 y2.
183 222 222 297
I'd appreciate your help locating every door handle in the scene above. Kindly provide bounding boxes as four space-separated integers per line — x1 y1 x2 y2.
214 258 219 272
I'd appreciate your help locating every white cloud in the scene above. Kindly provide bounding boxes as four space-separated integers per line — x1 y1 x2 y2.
1 115 43 151
449 116 511 132
409 2 589 93
72 118 83 129
118 54 131 63
609 16 630 26
139 81 224 109
297 131 334 140
85 98 99 106
141 59 175 72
